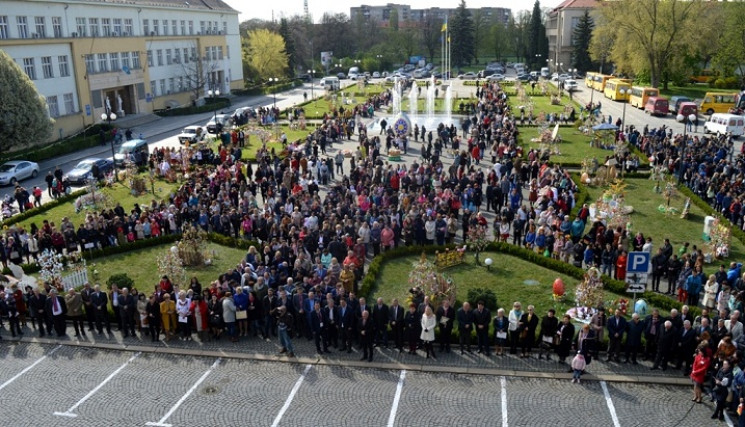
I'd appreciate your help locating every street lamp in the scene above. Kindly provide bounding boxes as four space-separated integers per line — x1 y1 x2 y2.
207 84 220 128
559 62 564 72
307 69 316 103
101 109 118 181
535 53 542 69
619 87 629 130
268 77 279 108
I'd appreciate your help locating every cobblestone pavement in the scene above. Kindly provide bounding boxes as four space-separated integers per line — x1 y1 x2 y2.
0 342 720 427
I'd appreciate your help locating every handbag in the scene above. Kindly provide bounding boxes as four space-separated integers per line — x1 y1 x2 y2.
236 310 247 320
519 329 528 340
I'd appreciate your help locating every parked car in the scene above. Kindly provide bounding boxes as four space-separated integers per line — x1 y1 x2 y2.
563 79 578 91
336 72 346 79
64 158 113 185
114 139 149 167
486 74 505 82
516 73 534 82
205 114 232 134
0 160 39 186
297 74 312 82
176 125 205 144
458 72 477 80
669 96 692 114
644 96 670 116
372 71 381 78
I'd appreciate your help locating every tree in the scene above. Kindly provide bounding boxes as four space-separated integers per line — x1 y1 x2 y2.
592 0 711 88
472 10 489 64
713 1 745 78
278 18 297 77
420 14 442 64
180 44 219 101
528 0 548 69
243 28 289 82
489 22 509 61
572 10 595 74
450 0 476 69
0 49 52 151
389 8 399 32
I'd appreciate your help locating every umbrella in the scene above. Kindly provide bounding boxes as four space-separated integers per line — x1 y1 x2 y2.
592 122 619 131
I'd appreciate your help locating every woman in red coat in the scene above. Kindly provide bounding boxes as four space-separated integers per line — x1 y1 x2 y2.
190 294 210 342
690 344 710 403
615 250 627 281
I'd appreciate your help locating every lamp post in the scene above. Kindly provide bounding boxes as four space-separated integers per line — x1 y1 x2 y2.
207 83 220 130
571 68 577 79
268 77 278 108
376 54 383 71
307 69 315 103
689 113 697 134
101 109 117 181
535 53 542 69
619 87 628 130
559 62 564 73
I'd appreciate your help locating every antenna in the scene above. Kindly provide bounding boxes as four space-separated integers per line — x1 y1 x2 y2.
304 0 309 20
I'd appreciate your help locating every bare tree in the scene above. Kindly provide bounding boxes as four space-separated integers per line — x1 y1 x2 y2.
180 43 220 103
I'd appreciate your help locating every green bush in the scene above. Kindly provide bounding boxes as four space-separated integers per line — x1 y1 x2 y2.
106 273 134 290
1 123 116 164
466 288 498 312
714 79 727 89
725 76 741 89
2 189 86 227
155 98 231 117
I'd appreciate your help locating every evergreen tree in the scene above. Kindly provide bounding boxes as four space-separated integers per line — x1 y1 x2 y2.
278 18 297 77
572 10 595 74
528 0 548 69
450 0 476 69
0 49 51 151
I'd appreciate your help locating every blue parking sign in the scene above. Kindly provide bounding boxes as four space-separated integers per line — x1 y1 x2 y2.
626 251 650 273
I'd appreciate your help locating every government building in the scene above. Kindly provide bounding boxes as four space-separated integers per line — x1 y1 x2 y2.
0 0 243 140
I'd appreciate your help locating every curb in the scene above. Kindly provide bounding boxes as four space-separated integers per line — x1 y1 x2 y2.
8 336 691 386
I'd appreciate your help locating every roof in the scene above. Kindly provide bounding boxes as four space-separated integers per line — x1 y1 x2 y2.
71 0 237 13
552 0 599 11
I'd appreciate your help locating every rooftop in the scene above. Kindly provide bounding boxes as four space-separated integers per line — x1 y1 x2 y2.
552 0 599 11
46 0 238 13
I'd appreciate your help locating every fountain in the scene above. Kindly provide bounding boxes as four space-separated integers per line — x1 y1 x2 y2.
408 80 418 117
426 75 436 120
391 78 403 117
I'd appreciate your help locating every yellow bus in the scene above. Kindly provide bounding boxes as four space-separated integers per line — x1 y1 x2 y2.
604 79 633 102
585 72 597 88
592 74 613 92
629 86 659 109
699 92 738 115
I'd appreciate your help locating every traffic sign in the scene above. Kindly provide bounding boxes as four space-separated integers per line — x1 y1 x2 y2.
626 251 650 273
626 272 647 293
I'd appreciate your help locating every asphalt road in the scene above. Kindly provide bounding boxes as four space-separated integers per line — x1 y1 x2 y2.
0 342 720 427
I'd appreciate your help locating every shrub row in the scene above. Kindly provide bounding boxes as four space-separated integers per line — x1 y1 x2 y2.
2 123 117 164
2 189 87 227
155 98 232 117
233 81 297 97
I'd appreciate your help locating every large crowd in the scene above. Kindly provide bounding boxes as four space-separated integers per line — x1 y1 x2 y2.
0 79 744 421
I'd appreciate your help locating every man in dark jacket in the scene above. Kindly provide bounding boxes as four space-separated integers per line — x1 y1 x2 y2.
436 299 455 353
457 302 475 354
118 287 136 338
358 310 375 361
310 301 328 354
473 301 492 356
45 288 68 337
651 249 667 293
372 297 389 348
388 298 404 351
28 289 48 337
624 313 645 364
651 320 677 370
606 309 628 362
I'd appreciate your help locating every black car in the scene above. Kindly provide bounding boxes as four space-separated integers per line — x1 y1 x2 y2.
516 73 532 82
297 74 312 82
64 158 114 185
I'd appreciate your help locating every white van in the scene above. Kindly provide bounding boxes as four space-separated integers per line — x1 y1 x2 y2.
540 67 550 78
347 66 360 80
703 113 745 137
320 76 340 91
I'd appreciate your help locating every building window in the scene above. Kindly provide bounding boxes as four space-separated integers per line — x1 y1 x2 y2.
76 17 86 37
52 16 62 37
199 21 205 34
110 52 119 71
22 57 36 80
132 51 141 69
223 21 227 35
171 20 177 35
183 48 189 63
226 46 229 59
218 46 223 60
89 18 99 37
97 53 108 72
147 50 153 67
17 16 29 38
121 52 130 69
0 16 8 39
47 95 59 118
58 55 69 77
212 21 217 33
150 80 157 96
41 56 53 79
101 18 111 36
156 49 163 66
168 77 175 93
161 19 166 35
188 21 193 35
178 76 184 92
212 47 218 61
180 20 186 35
159 79 166 96
191 47 196 61
124 18 133 35
143 19 149 35
113 18 122 35
34 17 45 37
166 49 172 65
85 54 95 73
152 19 159 35
64 93 75 115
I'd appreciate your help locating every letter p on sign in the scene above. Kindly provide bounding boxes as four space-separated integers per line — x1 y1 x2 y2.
627 252 650 273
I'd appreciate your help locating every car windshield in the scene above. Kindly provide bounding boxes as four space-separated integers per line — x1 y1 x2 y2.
74 161 95 170
0 164 16 172
118 146 134 155
183 128 196 134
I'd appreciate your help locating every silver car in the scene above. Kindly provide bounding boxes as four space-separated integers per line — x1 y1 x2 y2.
0 160 39 186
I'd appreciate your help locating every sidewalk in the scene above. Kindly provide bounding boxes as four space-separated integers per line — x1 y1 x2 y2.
5 328 689 386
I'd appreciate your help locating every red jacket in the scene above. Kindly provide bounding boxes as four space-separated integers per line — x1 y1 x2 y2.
689 353 710 384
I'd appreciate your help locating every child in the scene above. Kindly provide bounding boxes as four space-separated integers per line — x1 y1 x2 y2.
571 351 586 383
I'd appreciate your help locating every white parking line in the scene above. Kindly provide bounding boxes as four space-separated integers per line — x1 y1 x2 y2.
723 411 735 427
0 345 61 392
145 358 222 427
53 352 141 418
271 364 312 427
500 376 508 427
600 381 621 427
386 370 406 427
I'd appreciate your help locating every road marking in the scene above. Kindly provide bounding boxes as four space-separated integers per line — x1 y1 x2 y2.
500 376 508 427
0 345 61 392
386 370 406 427
723 410 735 427
271 364 312 427
145 358 222 427
600 381 621 427
53 352 141 418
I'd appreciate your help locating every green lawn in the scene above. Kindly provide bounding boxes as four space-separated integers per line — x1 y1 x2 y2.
584 178 745 276
373 251 663 320
85 242 247 291
508 92 582 116
523 131 616 165
13 180 180 232
658 85 736 100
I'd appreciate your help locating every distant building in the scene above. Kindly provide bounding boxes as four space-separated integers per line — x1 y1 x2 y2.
350 4 511 27
546 0 599 72
0 0 243 141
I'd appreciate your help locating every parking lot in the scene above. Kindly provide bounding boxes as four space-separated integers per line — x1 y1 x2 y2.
0 342 723 427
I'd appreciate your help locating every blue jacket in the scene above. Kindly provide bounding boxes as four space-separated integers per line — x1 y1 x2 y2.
685 274 703 295
233 292 248 311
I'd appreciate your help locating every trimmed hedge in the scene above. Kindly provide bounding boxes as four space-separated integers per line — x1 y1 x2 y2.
155 98 231 117
2 189 86 227
569 172 589 217
2 124 116 164
233 81 297 97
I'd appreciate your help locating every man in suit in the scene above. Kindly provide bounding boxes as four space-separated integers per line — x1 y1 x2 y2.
292 286 308 339
473 301 492 356
676 320 697 374
643 309 664 360
358 309 375 361
304 291 317 340
624 313 645 364
109 284 122 331
606 308 628 362
436 299 455 353
338 298 354 353
262 288 277 338
372 297 389 348
45 288 67 337
28 289 48 337
457 302 475 354
310 301 328 354
80 282 95 332
91 284 111 334
118 287 136 338
388 298 404 351
651 320 677 370
324 299 339 349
